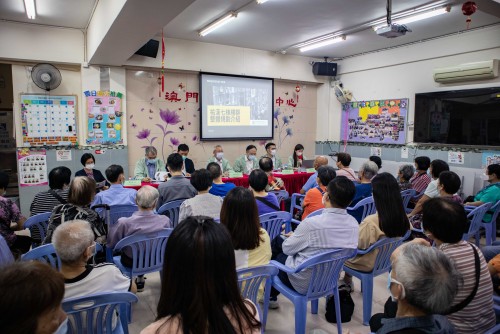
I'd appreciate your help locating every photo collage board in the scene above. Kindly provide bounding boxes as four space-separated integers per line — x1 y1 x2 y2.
85 90 124 145
17 148 48 187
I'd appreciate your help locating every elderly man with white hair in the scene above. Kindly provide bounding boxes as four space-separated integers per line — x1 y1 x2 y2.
349 161 379 222
207 145 232 175
107 185 171 291
53 219 135 299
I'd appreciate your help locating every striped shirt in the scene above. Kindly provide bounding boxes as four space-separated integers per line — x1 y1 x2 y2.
30 189 69 216
439 241 495 334
409 172 431 195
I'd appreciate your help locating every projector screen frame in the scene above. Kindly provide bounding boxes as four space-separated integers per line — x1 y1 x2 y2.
199 72 274 141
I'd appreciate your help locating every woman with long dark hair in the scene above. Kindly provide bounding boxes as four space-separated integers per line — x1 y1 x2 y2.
342 172 410 289
141 216 261 334
288 144 306 168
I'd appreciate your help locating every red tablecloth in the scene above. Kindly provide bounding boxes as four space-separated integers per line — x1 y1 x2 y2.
222 172 314 195
124 182 160 191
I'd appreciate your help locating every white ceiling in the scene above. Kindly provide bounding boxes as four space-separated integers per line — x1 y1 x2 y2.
1 0 499 62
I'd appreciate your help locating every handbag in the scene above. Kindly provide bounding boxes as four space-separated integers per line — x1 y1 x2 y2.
325 289 355 323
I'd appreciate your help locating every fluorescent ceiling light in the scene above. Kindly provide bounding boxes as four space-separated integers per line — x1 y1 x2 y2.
373 6 450 30
299 35 346 52
199 12 237 37
256 0 270 4
24 0 36 19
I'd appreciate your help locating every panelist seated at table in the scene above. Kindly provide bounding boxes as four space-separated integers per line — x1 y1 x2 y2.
207 162 236 198
261 142 282 170
92 164 137 207
249 169 280 215
233 144 259 174
156 153 197 210
75 153 109 190
134 146 166 182
177 143 195 176
259 157 285 191
287 144 307 168
300 156 329 195
207 145 232 175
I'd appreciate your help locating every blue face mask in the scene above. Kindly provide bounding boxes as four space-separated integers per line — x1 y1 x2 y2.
387 271 404 302
147 158 156 164
182 155 187 161
53 317 68 334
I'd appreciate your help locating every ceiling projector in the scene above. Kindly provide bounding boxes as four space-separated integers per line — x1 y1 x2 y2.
376 24 412 38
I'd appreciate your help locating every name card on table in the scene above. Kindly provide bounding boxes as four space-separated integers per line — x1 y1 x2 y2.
123 180 142 187
229 172 243 178
280 169 294 175
306 168 316 173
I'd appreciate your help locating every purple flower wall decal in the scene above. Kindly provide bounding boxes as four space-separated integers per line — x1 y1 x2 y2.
170 137 180 146
286 128 293 136
160 108 181 125
136 129 150 140
273 108 281 119
282 115 290 125
192 135 197 141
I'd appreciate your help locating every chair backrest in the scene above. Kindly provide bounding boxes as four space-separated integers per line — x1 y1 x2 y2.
347 196 376 222
237 265 278 320
0 235 14 266
488 200 500 224
464 202 492 240
113 228 172 277
400 189 416 210
21 243 61 270
108 205 138 226
289 193 305 216
157 199 187 228
270 190 289 205
23 212 52 248
63 292 138 334
296 248 357 299
362 230 410 276
259 212 292 240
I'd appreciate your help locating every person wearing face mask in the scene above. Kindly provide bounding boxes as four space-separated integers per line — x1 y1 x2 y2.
288 144 307 168
92 164 137 207
134 146 166 182
261 142 282 170
233 145 259 174
370 243 460 334
177 143 195 176
0 261 68 334
301 166 336 219
207 145 233 175
75 153 109 190
464 164 500 222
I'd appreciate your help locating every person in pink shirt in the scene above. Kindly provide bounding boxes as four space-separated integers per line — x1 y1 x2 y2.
334 152 357 181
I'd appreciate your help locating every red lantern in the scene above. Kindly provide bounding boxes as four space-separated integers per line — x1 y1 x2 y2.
295 84 300 93
462 1 477 29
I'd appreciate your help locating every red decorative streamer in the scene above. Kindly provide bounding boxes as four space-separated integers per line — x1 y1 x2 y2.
162 30 165 92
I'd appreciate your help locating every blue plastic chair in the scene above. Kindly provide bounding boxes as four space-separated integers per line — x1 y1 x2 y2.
484 295 500 334
259 212 292 240
270 190 289 207
22 243 61 270
271 248 357 334
463 202 492 246
63 292 138 334
400 189 416 213
237 264 278 331
343 230 410 325
347 196 377 223
406 190 425 214
23 212 51 248
157 199 187 228
479 200 500 246
0 235 14 266
289 193 305 225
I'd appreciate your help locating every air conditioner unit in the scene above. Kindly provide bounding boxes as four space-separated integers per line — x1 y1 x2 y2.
433 60 499 83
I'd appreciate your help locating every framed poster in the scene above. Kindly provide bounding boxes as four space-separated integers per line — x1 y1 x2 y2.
85 91 124 145
21 94 78 146
17 148 48 187
340 99 408 145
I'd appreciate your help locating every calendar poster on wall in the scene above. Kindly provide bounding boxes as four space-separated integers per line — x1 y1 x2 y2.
21 94 78 146
85 90 124 145
17 148 48 187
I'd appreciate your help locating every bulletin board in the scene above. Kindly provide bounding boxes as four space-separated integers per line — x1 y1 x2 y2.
340 99 408 145
17 148 48 187
20 94 78 146
85 90 124 145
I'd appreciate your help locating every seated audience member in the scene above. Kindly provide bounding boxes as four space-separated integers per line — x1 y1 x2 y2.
92 164 137 206
465 163 500 224
30 166 71 216
0 171 29 255
334 152 357 181
408 159 449 218
75 153 109 190
349 161 379 222
233 145 259 174
134 146 166 182
369 155 382 170
207 145 233 174
44 176 106 244
207 162 236 197
302 166 336 219
344 173 410 289
177 143 195 175
288 144 306 168
269 176 358 307
249 169 281 215
221 187 271 270
0 261 67 334
370 243 460 334
259 157 285 191
141 216 261 334
409 156 432 203
156 153 197 210
261 142 282 170
179 169 223 221
108 186 171 290
396 164 414 191
299 155 329 194
53 220 136 298
421 198 495 333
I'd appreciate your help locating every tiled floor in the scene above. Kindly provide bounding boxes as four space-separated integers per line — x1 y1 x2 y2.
128 273 388 334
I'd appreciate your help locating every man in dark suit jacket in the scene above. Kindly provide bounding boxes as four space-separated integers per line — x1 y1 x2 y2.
177 144 195 175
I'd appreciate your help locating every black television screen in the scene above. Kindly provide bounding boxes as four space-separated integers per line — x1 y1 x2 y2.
414 87 500 147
